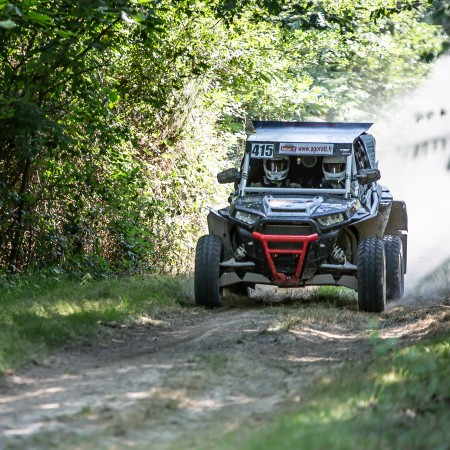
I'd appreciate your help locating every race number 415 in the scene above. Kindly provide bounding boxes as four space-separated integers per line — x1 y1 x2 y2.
251 143 274 158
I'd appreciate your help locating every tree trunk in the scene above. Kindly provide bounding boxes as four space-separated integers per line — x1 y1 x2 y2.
8 156 32 273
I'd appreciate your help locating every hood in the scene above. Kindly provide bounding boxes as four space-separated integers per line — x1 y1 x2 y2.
232 194 359 219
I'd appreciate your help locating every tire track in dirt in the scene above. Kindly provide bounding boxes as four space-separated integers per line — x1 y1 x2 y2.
1 295 448 450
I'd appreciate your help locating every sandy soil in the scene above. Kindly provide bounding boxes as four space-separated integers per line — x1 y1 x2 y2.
0 289 448 450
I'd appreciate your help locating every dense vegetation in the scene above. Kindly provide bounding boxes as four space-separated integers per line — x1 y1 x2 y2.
0 0 446 277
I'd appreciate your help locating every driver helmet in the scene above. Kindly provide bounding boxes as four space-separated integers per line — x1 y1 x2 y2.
264 156 290 183
322 156 346 183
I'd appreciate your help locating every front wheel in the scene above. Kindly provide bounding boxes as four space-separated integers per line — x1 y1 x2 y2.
383 235 405 300
194 235 223 307
357 237 386 312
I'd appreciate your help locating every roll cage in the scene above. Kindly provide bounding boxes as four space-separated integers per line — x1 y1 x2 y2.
238 121 377 200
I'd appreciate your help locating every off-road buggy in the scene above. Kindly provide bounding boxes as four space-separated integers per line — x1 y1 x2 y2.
194 121 408 312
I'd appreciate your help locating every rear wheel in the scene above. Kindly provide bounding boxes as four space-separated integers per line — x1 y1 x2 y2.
383 235 404 300
194 235 223 307
357 237 386 312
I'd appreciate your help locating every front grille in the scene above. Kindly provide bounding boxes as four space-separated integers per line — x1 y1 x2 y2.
261 224 313 236
273 255 298 275
267 241 303 251
251 229 319 283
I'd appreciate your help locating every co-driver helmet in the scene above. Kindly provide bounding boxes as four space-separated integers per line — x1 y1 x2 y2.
322 156 346 183
264 156 290 183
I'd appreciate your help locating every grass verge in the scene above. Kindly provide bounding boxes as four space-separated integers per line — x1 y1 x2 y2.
0 273 191 374
219 327 450 450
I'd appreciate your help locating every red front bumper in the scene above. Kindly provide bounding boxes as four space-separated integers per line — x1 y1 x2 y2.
252 231 318 284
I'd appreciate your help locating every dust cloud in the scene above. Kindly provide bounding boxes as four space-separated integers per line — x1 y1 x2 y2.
371 56 450 292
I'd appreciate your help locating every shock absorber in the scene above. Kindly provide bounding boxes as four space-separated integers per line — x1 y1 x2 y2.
235 244 246 260
331 245 346 264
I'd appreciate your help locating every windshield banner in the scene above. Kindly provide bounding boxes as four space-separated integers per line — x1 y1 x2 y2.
279 143 334 155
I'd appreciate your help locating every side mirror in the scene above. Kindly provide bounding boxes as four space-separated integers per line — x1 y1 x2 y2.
356 168 381 185
217 168 239 184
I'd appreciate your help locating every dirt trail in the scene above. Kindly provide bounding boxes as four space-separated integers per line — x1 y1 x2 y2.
0 292 448 450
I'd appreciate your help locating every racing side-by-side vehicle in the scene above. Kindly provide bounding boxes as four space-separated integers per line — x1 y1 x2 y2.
194 121 408 312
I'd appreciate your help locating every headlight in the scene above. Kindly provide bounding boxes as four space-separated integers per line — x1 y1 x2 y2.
316 213 345 227
235 210 260 225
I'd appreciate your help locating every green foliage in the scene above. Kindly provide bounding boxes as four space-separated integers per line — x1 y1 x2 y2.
0 0 445 275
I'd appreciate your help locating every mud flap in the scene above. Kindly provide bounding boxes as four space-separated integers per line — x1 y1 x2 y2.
207 210 234 259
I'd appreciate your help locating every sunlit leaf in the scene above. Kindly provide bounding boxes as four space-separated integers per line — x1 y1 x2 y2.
0 19 16 29
57 29 75 38
27 10 53 26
